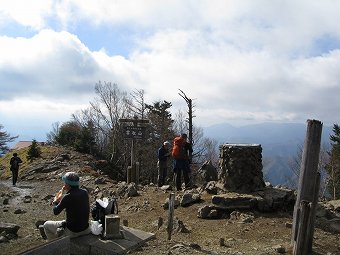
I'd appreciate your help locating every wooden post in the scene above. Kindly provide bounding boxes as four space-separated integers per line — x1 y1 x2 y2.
135 161 140 185
291 119 322 253
131 139 134 182
127 166 132 184
167 193 175 240
306 172 321 253
293 200 311 255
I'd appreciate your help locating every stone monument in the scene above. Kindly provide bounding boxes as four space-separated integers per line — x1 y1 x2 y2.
219 144 265 193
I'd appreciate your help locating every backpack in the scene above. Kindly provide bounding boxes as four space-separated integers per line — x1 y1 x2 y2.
91 197 118 230
172 137 187 160
11 158 20 170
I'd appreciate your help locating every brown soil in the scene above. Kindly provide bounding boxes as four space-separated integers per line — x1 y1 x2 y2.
0 146 339 255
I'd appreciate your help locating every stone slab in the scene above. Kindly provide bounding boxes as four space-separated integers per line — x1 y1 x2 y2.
19 226 155 255
70 226 155 255
19 236 70 255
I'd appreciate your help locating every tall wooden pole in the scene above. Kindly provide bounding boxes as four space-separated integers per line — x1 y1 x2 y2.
291 119 322 254
306 172 321 252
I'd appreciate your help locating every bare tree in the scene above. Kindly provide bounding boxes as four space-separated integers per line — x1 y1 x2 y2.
126 89 147 119
319 143 331 198
173 111 219 166
288 142 330 196
172 109 187 135
178 89 195 156
70 81 130 179
46 122 60 144
287 144 304 188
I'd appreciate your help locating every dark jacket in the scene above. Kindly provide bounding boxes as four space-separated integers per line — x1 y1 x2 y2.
184 142 193 160
158 145 169 162
53 187 90 232
10 156 22 171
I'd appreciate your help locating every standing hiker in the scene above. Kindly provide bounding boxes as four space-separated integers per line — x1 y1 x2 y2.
10 152 22 186
172 134 193 191
157 141 171 187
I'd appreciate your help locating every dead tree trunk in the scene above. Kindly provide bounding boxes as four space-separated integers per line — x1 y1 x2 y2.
178 89 194 160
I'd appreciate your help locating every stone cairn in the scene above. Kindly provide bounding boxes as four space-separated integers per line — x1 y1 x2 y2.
218 144 265 193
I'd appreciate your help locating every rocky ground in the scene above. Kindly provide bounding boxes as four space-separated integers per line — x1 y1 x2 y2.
0 146 340 255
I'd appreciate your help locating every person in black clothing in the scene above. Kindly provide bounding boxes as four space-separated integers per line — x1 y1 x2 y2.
10 153 22 186
41 172 91 239
157 141 171 187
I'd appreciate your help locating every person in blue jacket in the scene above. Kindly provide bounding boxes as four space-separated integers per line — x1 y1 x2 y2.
157 141 171 187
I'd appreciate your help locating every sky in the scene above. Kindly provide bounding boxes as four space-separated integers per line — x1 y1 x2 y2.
1 0 340 143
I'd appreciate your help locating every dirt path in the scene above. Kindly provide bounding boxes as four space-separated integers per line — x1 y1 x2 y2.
1 180 36 206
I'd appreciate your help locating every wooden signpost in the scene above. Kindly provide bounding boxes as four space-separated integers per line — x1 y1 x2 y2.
120 116 149 184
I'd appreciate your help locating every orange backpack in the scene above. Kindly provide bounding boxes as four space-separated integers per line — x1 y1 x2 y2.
172 137 186 160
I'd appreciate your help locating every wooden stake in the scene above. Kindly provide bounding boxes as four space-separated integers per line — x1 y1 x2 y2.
167 193 175 240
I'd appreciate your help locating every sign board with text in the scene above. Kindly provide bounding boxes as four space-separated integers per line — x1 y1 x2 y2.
123 126 145 140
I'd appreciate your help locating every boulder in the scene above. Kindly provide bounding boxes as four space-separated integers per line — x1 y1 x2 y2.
197 205 220 219
162 197 180 209
204 181 219 195
255 187 295 212
180 191 201 207
0 222 20 235
212 193 258 210
328 200 340 212
197 160 218 184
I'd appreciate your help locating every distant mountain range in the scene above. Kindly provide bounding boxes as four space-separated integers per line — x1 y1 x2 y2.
203 122 333 187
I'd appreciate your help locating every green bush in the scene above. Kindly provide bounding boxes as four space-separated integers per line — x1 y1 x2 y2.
27 139 41 161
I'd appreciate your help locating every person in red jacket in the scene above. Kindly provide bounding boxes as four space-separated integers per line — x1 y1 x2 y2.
172 134 193 191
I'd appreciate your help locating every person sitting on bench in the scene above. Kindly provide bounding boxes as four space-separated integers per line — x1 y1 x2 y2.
40 172 91 239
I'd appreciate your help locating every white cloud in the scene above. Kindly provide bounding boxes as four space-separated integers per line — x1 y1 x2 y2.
0 0 53 29
0 29 102 101
1 0 340 139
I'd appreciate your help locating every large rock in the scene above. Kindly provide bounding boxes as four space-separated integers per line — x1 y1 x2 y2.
197 205 220 219
212 193 258 210
255 187 295 212
0 222 20 235
209 187 295 214
328 200 340 212
180 190 201 207
116 182 139 198
315 200 340 234
197 160 218 184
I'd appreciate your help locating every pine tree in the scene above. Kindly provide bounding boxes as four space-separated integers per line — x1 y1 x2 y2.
326 124 340 199
27 139 41 161
0 124 18 155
